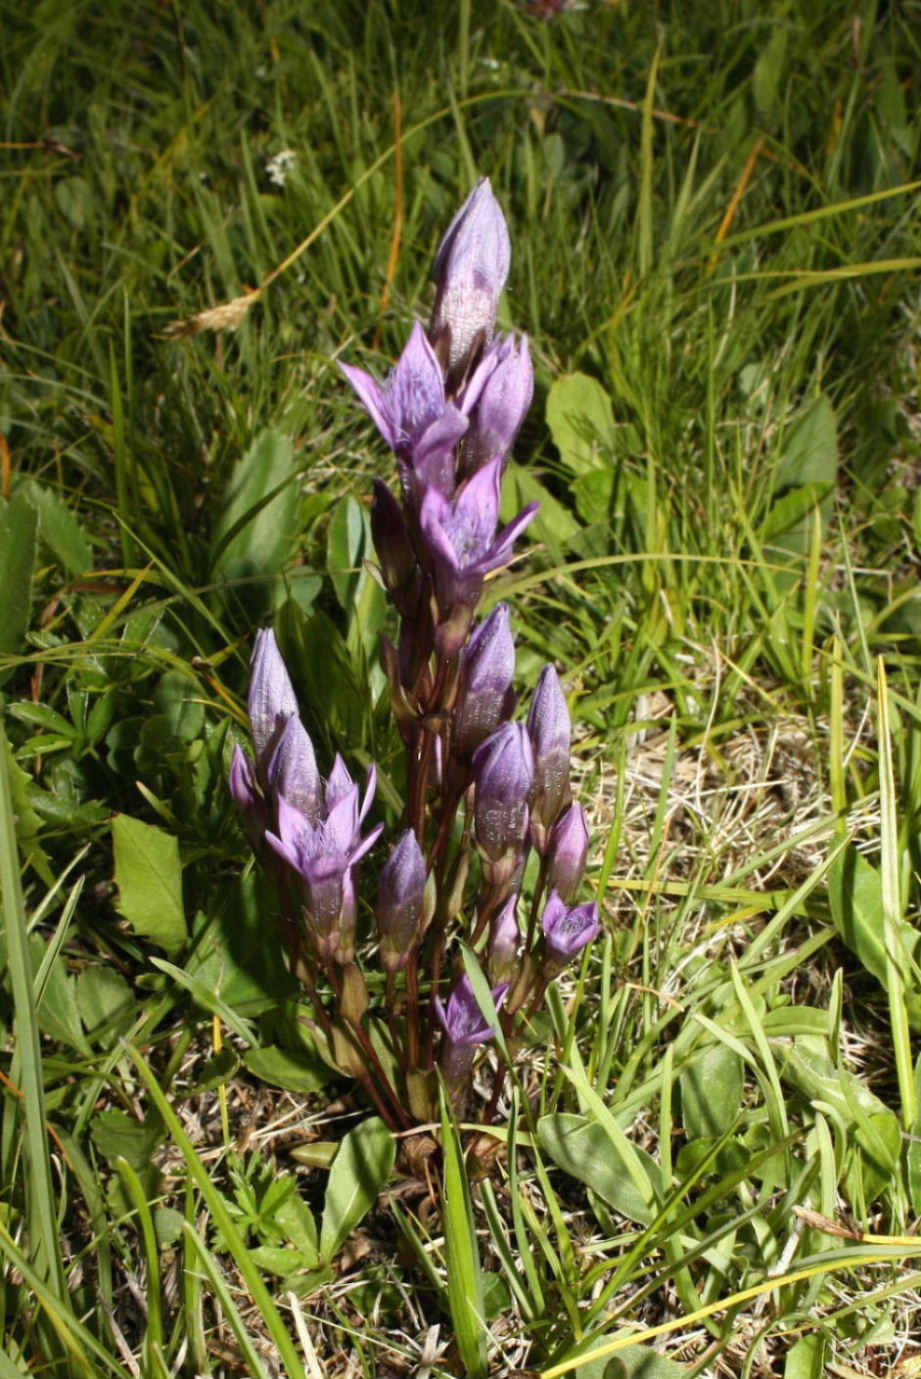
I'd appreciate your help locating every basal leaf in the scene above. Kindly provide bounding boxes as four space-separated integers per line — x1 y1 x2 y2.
546 372 616 477
0 493 38 672
319 1116 394 1261
538 1113 662 1225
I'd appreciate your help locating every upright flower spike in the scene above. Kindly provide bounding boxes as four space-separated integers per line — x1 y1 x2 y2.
452 602 516 759
541 892 600 975
527 665 572 852
376 829 430 973
430 178 511 387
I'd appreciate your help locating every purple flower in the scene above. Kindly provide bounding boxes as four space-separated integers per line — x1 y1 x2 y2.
377 829 429 972
472 722 534 866
458 333 534 480
541 892 600 971
229 744 269 847
341 322 468 484
418 457 538 648
527 665 572 849
452 603 516 758
265 762 383 964
430 179 511 385
488 894 521 983
435 972 508 1047
266 714 321 823
546 802 589 903
248 628 300 768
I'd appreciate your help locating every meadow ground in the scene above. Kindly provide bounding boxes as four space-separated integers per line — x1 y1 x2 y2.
1 2 919 1376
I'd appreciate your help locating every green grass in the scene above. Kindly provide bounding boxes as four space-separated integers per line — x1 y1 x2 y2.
1 0 919 1376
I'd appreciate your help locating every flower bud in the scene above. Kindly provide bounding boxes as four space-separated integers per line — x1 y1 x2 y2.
541 892 600 974
430 178 511 388
472 723 534 865
249 628 299 768
229 745 268 847
452 603 516 759
435 973 509 1108
459 334 533 481
488 894 521 984
546 803 589 903
527 665 572 851
376 829 429 973
266 714 321 823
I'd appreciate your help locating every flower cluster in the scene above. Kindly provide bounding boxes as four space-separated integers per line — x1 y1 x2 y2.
232 180 599 1127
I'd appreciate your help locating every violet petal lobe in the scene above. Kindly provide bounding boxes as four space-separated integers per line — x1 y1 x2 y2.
431 178 512 383
460 333 534 479
249 628 299 765
542 891 600 966
266 714 321 823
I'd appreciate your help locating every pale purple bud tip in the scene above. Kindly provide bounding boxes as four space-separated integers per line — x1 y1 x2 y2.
248 628 299 764
430 178 511 385
453 603 516 757
547 803 589 903
527 665 572 845
377 829 428 971
541 892 600 968
472 722 534 863
267 714 321 823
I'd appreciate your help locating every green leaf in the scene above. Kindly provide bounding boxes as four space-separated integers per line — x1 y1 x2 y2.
243 1044 331 1094
546 372 616 477
319 1116 395 1261
327 495 367 610
112 814 187 956
577 1341 691 1377
90 1109 166 1173
773 395 838 491
20 478 94 576
828 845 921 1030
783 1332 826 1379
761 481 834 541
273 1189 320 1265
211 428 299 611
502 461 580 551
679 1043 744 1140
75 965 134 1044
0 494 38 672
440 1090 488 1378
538 1113 662 1225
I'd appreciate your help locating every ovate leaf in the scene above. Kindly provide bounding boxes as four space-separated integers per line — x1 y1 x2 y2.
546 372 615 477
112 814 186 955
319 1116 395 1261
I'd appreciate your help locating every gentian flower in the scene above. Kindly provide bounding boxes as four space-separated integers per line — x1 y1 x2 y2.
541 891 600 973
472 722 534 881
452 602 516 759
527 665 572 850
430 178 511 385
435 973 509 1103
377 829 430 972
546 802 589 903
488 894 521 983
249 628 300 772
418 457 538 653
458 333 534 480
341 322 468 493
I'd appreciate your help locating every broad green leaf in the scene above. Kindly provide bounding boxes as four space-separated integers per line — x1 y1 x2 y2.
274 1190 320 1265
327 495 367 610
211 428 299 611
546 372 616 477
112 814 187 956
828 845 921 1030
184 878 299 1013
773 395 837 491
243 1044 331 1094
90 1109 165 1173
0 493 38 671
248 1245 315 1278
30 933 91 1055
319 1116 395 1261
783 1332 826 1378
502 460 581 550
577 1341 691 1377
761 481 834 541
538 1113 662 1225
679 1043 744 1140
76 965 134 1044
20 478 93 576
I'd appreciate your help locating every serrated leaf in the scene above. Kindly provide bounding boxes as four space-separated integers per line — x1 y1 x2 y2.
319 1116 395 1261
112 814 186 955
20 478 93 575
546 372 615 477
